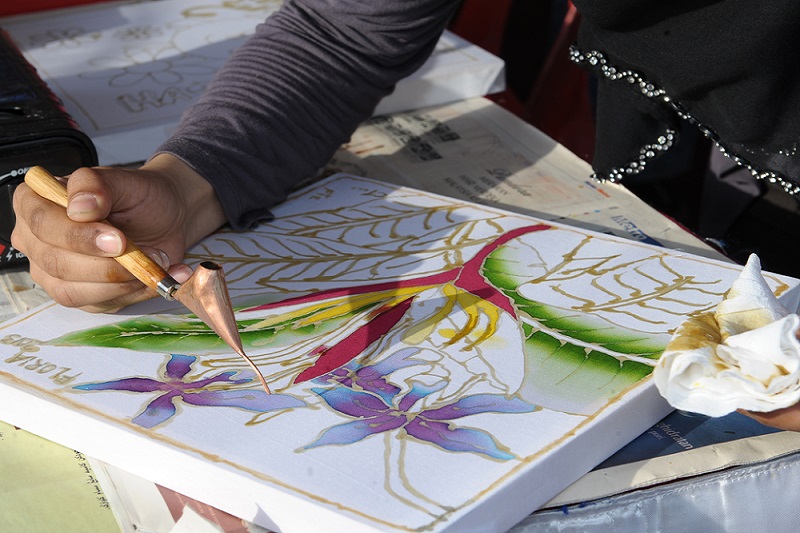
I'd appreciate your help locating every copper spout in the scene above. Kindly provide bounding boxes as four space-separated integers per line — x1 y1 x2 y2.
175 262 271 394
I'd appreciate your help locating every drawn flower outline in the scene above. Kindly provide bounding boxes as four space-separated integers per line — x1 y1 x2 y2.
29 28 101 49
80 48 217 87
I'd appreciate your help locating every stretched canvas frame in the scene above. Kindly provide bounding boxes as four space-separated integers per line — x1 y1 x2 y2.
1 175 798 532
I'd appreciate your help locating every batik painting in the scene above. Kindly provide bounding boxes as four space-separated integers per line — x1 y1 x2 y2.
1 175 797 532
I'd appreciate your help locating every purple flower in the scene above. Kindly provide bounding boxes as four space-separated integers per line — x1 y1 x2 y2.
74 354 304 428
306 381 537 460
314 347 422 404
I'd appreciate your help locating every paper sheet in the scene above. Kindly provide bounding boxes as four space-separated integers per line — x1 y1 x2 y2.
327 98 728 261
0 419 121 533
1 0 503 166
545 430 800 507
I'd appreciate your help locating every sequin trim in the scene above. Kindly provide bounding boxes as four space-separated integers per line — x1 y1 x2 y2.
569 46 800 195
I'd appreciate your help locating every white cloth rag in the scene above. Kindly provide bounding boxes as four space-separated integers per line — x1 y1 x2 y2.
654 254 800 417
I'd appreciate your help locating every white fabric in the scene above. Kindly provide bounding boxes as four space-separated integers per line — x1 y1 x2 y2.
654 254 800 416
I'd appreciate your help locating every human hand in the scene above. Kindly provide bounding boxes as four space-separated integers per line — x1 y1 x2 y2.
740 405 800 432
738 326 800 432
11 154 227 312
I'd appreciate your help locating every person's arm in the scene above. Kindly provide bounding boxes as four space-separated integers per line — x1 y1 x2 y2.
158 0 462 230
12 0 460 311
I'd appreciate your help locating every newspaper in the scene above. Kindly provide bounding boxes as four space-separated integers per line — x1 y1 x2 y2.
328 97 728 261
543 411 800 508
0 420 121 533
0 269 49 324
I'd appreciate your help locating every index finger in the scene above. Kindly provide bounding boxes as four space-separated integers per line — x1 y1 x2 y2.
12 181 126 258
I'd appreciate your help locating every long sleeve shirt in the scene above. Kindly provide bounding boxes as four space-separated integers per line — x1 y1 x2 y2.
157 0 461 230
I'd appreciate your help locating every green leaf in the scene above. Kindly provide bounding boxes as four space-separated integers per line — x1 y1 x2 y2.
483 248 667 358
51 308 361 355
518 325 652 415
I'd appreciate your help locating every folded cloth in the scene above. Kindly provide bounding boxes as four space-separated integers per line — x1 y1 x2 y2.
653 254 800 417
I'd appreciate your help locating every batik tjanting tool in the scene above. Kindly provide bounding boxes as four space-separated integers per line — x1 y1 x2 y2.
24 165 271 394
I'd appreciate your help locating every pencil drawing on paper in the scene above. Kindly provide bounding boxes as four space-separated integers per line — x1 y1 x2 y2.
1 175 775 531
6 0 284 132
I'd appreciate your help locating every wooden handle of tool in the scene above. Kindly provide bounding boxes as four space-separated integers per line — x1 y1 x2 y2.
24 166 171 292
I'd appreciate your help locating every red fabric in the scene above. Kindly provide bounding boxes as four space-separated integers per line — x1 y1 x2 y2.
448 0 515 56
447 0 524 115
524 3 595 162
0 0 110 17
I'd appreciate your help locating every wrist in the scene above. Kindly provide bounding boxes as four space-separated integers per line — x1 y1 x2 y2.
142 153 228 247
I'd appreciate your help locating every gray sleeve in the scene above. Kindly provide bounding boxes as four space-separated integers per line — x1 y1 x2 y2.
156 0 461 229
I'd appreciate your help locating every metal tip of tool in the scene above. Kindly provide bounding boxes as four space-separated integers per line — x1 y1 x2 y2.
174 261 271 394
233 346 272 395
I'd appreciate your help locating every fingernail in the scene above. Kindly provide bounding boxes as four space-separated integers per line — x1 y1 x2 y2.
170 264 193 284
145 249 170 270
96 231 123 255
68 193 99 217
